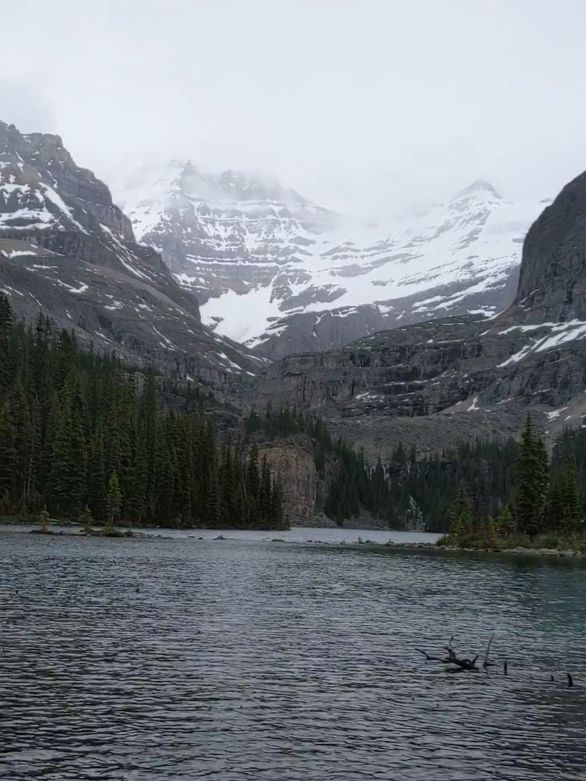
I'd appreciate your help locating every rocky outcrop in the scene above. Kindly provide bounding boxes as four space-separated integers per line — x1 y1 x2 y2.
254 171 586 454
258 435 323 526
257 434 391 527
0 121 262 393
513 171 586 323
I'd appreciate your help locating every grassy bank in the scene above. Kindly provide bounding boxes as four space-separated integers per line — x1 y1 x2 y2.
437 531 586 555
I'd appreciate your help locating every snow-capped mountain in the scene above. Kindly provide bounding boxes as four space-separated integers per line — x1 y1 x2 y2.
115 162 545 359
256 168 586 455
0 121 262 386
115 160 337 287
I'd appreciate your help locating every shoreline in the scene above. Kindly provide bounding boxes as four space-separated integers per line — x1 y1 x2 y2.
379 542 586 559
3 522 585 558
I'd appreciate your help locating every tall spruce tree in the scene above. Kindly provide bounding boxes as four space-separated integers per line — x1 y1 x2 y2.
516 416 549 537
106 471 123 529
448 484 474 541
0 402 17 509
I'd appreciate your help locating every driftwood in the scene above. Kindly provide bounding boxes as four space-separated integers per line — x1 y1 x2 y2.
417 635 575 687
416 636 479 671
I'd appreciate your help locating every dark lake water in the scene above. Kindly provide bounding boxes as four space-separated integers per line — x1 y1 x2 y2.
1 530 585 780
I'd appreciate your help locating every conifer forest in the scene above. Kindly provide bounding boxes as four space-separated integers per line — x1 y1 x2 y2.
0 294 285 529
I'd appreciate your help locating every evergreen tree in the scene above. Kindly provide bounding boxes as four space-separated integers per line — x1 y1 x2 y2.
495 505 516 537
79 505 94 533
448 484 473 541
560 453 580 531
87 430 108 522
516 416 549 537
259 457 273 527
0 402 17 509
47 377 87 519
106 471 123 530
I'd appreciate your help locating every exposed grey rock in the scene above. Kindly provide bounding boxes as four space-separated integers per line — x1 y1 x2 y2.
0 121 262 394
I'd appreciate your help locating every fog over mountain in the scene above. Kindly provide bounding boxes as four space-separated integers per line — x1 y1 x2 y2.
3 0 586 220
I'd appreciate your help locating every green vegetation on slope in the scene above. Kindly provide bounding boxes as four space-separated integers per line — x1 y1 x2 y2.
0 294 285 529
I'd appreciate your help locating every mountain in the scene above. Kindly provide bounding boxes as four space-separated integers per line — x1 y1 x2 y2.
0 122 262 391
254 170 586 457
114 159 337 294
116 164 543 358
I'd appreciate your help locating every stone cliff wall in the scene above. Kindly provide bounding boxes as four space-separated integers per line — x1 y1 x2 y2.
258 435 324 526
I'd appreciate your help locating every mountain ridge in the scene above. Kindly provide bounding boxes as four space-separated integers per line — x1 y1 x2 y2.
253 169 586 457
0 121 262 392
115 161 544 358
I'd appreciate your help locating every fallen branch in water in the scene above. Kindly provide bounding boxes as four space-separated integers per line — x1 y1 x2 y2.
417 637 576 686
416 636 479 671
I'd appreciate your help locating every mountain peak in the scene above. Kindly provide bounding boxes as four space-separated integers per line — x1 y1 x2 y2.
452 180 502 201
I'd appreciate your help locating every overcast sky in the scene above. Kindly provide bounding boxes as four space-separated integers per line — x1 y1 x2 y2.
2 0 586 217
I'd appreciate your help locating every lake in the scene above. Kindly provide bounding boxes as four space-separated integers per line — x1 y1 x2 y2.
0 529 585 780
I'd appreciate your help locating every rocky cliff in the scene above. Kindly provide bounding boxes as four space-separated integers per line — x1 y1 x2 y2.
254 171 586 456
258 435 323 526
0 121 262 392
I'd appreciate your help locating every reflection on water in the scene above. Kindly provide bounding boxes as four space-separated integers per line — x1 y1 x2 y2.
0 532 585 780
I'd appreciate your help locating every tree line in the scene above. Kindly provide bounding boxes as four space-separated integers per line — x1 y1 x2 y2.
0 294 286 529
446 416 584 547
246 405 586 536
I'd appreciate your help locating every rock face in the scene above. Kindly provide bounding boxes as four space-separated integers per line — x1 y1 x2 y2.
513 172 586 323
0 121 262 391
114 160 336 298
115 164 542 359
254 171 586 455
258 436 322 526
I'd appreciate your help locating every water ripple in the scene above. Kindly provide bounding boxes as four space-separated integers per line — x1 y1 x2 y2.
1 533 585 779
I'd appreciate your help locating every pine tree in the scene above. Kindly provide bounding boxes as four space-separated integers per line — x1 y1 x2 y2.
79 505 94 533
516 416 549 537
0 302 286 531
448 484 473 542
560 452 580 532
0 293 12 337
259 456 273 527
0 402 17 509
47 377 87 519
485 515 498 547
23 395 42 511
87 430 108 522
246 441 260 500
206 458 222 527
126 431 147 524
140 371 158 520
496 505 516 537
106 471 123 530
